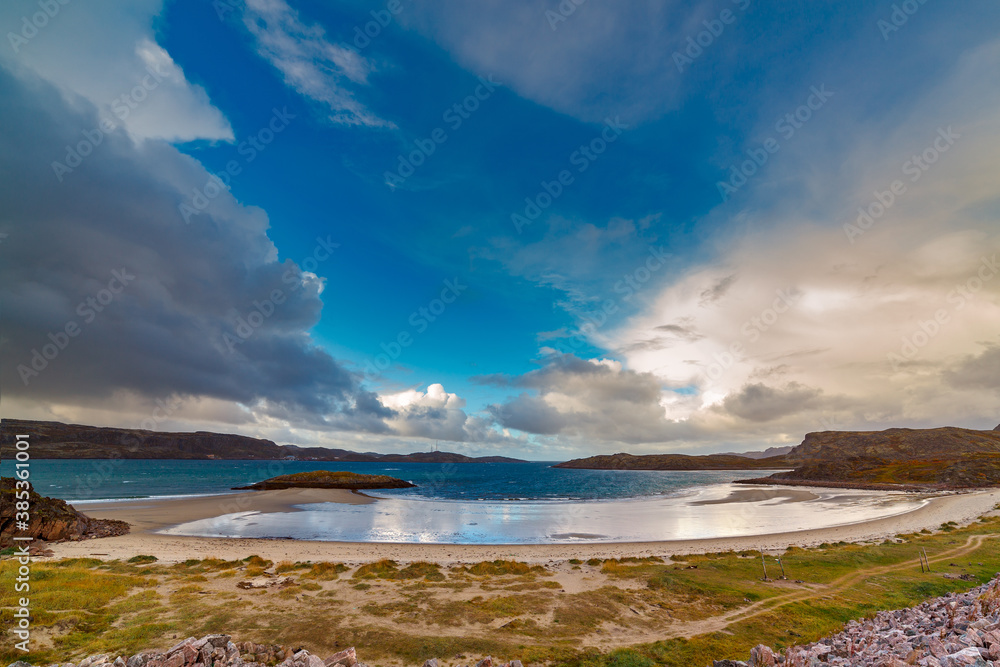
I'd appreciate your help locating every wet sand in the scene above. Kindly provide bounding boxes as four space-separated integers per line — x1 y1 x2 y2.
49 486 1000 565
690 488 819 505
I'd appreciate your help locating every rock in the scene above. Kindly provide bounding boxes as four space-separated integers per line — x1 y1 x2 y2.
324 648 356 667
163 655 185 667
939 647 989 666
9 661 34 667
423 660 439 667
510 661 524 667
181 645 199 666
168 640 196 655
475 658 493 667
748 645 776 667
114 658 127 667
713 661 748 667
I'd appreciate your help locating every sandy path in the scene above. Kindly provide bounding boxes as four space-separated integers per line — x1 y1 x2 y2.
47 488 1000 565
580 531 1000 649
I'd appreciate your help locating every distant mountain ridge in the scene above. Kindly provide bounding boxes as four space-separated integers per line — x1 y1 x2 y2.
0 419 526 463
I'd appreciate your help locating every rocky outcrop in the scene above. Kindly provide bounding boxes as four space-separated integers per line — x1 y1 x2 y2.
717 573 1000 667
233 471 415 491
16 635 525 667
0 478 129 546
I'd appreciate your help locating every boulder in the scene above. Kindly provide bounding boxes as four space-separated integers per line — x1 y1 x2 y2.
324 648 356 667
748 645 776 667
939 647 988 666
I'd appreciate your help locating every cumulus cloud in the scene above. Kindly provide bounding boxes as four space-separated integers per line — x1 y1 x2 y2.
0 0 233 143
0 67 376 427
241 0 392 128
596 39 1000 443
483 354 696 444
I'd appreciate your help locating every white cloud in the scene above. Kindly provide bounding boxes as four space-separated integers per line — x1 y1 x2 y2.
400 0 693 123
242 0 392 128
0 0 233 143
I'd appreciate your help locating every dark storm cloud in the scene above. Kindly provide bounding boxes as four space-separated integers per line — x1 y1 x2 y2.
944 343 1000 392
719 382 823 422
0 67 389 425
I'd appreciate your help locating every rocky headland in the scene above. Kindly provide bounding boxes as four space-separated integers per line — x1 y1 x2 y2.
557 425 1000 490
0 477 129 546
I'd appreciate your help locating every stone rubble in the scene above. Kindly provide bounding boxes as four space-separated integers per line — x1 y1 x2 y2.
716 573 1000 667
18 635 526 667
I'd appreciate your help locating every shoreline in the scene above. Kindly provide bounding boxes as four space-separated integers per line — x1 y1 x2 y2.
42 486 1000 565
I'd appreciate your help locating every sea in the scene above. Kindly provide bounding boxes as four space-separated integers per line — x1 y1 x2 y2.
1 459 930 544
1 458 784 502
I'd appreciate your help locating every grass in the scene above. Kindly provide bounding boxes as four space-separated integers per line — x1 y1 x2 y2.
1 516 999 667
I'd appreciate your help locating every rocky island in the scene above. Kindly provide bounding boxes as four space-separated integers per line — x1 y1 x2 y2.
232 470 416 491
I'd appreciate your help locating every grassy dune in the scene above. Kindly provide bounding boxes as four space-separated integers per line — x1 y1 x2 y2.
2 514 999 667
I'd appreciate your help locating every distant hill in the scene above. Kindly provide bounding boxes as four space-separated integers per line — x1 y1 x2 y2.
717 445 794 459
0 419 527 463
552 452 791 470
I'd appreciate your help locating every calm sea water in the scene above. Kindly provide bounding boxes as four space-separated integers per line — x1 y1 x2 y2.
2 459 929 543
0 458 782 502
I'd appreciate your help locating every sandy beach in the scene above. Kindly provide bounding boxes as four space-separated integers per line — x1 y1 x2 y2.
48 486 1000 565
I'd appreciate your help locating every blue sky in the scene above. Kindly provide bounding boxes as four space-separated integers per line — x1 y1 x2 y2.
2 0 999 457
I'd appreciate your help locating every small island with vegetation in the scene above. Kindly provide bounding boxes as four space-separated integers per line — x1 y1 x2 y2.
232 470 416 491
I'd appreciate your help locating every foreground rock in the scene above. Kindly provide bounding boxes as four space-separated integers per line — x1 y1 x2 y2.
232 471 415 491
18 636 525 667
0 478 129 546
717 573 1000 667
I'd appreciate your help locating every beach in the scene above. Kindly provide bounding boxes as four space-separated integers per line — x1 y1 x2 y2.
51 486 1000 565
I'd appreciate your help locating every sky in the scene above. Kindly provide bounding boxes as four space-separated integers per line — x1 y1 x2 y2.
1 0 999 460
